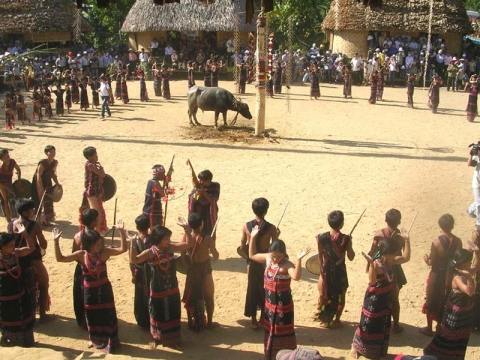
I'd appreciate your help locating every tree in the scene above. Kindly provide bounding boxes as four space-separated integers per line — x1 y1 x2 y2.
82 0 136 50
267 0 332 50
465 0 480 11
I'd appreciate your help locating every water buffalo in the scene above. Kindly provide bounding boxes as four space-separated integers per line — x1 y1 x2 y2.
187 86 253 127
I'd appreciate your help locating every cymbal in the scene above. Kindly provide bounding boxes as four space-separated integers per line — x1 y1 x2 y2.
237 245 247 259
305 253 320 275
51 184 63 202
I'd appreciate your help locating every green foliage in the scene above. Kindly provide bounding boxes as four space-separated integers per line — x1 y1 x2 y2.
83 0 136 50
267 0 332 50
465 0 480 12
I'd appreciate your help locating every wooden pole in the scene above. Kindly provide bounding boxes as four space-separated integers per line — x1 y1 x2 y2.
255 6 266 136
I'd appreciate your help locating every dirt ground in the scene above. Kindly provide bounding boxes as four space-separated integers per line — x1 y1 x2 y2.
1 78 480 360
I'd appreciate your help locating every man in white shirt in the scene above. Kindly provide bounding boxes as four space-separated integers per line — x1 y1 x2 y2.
151 38 159 56
467 147 480 228
113 55 123 69
165 44 174 66
351 53 361 85
405 52 414 73
56 53 67 71
436 50 445 79
139 48 148 63
388 56 397 87
98 75 112 119
68 54 77 70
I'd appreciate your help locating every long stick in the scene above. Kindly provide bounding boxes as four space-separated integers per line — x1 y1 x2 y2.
35 190 47 222
277 200 290 228
163 154 175 226
110 198 117 247
349 208 367 237
210 216 220 238
408 212 418 233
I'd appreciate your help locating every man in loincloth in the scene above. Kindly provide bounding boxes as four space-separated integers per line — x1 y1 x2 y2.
182 212 219 331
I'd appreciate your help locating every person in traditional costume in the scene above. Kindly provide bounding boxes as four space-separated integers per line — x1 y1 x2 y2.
79 78 90 111
188 169 219 238
315 210 355 328
129 214 151 329
81 146 107 233
42 84 54 119
64 83 72 114
152 66 162 96
121 74 129 104
471 229 480 331
72 209 99 329
309 63 320 100
343 65 352 98
90 78 100 109
240 198 278 330
407 73 415 109
369 71 378 104
273 62 283 94
424 248 478 360
203 63 211 87
0 149 21 222
420 214 462 336
52 85 65 116
266 74 274 98
71 71 80 104
210 60 223 87
182 212 219 331
114 72 122 100
10 199 51 321
14 88 29 125
466 79 478 122
30 87 43 122
54 223 127 354
351 234 411 359
106 75 114 106
143 164 172 229
237 62 249 94
377 64 386 101
139 71 149 102
161 66 171 100
368 209 409 334
31 145 61 227
187 61 196 89
0 227 36 347
130 223 193 349
3 94 15 130
428 74 442 114
249 235 310 360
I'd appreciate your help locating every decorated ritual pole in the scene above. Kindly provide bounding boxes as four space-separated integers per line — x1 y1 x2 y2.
255 7 266 136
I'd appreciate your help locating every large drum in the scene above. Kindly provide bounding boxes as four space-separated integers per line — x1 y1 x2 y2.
103 174 117 202
13 179 32 199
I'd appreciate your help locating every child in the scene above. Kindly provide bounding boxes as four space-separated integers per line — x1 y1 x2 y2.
90 77 100 109
121 74 129 104
52 85 65 116
161 66 171 100
420 214 462 336
368 70 378 104
315 210 355 328
3 93 15 130
351 234 411 359
130 223 193 349
187 61 196 89
188 169 220 238
368 209 409 334
79 77 89 111
424 248 479 359
428 74 442 114
139 71 149 102
407 73 415 108
0 149 21 221
54 222 127 354
82 146 107 233
249 231 310 360
64 83 72 114
182 213 219 331
0 226 36 347
240 198 278 329
142 164 173 228
129 214 151 329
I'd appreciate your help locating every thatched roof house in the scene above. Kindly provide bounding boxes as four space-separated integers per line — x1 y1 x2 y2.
0 0 92 43
121 0 257 52
322 0 471 57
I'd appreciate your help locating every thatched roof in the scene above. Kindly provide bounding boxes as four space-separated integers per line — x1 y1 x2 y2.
0 0 92 34
323 0 471 33
121 0 257 33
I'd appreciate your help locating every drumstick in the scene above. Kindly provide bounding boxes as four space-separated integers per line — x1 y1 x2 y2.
35 190 47 222
277 200 290 229
110 198 117 247
349 208 367 237
210 216 220 238
408 212 418 233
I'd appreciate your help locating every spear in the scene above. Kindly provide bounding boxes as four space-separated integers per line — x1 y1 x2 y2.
110 198 117 247
163 155 175 226
35 190 47 222
210 216 220 238
408 212 418 233
349 208 367 237
277 200 290 229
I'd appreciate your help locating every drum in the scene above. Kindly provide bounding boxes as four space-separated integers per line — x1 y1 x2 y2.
51 184 63 202
174 255 188 275
103 174 117 202
12 179 32 199
305 253 320 276
237 245 247 259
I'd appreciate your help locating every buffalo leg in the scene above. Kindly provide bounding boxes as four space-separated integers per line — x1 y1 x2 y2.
222 111 227 126
188 109 195 126
214 111 219 128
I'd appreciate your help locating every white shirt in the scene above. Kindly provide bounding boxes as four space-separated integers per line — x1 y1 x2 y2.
81 56 90 67
139 52 148 62
473 155 480 188
98 81 110 97
165 46 174 56
351 57 360 71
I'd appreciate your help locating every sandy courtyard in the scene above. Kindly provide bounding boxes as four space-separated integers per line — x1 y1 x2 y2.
1 77 480 360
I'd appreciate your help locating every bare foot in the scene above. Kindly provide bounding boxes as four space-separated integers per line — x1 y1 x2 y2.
206 322 219 330
39 314 55 323
149 340 158 349
392 325 404 334
319 321 330 329
350 346 359 359
87 342 94 349
418 326 434 336
333 319 344 328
